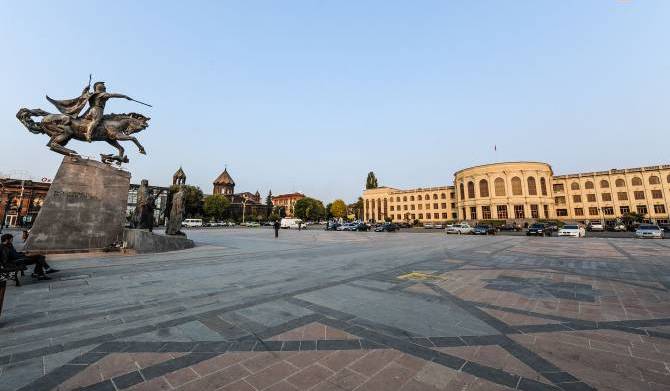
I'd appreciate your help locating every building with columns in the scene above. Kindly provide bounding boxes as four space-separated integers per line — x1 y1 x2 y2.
362 161 670 225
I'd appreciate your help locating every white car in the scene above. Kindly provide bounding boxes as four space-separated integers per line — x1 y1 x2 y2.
424 223 434 229
558 224 585 237
588 222 604 232
182 218 203 228
635 225 664 239
446 223 473 234
281 218 305 229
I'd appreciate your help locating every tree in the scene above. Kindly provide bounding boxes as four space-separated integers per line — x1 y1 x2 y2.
203 194 230 221
325 203 333 219
621 212 644 228
294 197 326 222
169 184 204 218
365 172 378 189
330 199 347 218
348 197 364 220
265 190 273 218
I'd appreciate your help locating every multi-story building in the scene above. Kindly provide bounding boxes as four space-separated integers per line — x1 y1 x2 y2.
363 161 670 225
0 178 50 228
271 193 305 217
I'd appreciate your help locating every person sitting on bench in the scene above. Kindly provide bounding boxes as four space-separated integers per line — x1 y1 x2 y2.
1 234 58 281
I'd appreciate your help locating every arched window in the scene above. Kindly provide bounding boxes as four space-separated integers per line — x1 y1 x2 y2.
571 182 580 191
649 176 660 185
585 181 594 190
494 178 506 196
441 193 446 199
527 177 537 196
459 183 465 199
600 180 609 188
417 195 422 201
410 196 414 201
479 179 489 198
433 194 438 200
540 177 547 195
667 174 670 183
511 177 522 196
615 178 625 187
403 196 407 201
467 181 475 199
632 177 642 186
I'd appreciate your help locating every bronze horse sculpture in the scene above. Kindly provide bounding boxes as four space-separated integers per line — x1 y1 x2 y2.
17 108 149 164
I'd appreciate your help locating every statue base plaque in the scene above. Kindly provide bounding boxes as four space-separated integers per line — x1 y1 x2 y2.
25 156 131 253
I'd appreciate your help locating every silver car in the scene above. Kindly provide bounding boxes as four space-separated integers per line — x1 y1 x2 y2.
635 225 664 239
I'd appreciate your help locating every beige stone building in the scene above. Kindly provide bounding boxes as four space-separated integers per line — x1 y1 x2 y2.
362 162 670 225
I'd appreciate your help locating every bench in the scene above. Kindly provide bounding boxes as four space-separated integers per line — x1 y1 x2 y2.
0 263 26 287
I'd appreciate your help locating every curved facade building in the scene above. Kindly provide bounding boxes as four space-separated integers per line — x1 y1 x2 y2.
362 161 670 225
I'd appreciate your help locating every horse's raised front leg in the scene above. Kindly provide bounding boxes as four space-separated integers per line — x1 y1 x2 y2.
102 140 128 165
47 134 78 157
115 134 146 155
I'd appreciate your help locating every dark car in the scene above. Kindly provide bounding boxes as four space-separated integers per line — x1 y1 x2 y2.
473 224 496 235
659 224 670 233
499 223 522 232
527 223 552 236
374 223 398 232
397 222 411 229
543 222 559 232
325 222 341 231
354 222 370 231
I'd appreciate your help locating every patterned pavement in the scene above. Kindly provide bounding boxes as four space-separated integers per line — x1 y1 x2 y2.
1 229 670 391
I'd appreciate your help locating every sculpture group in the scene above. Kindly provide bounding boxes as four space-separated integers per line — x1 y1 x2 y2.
16 76 151 165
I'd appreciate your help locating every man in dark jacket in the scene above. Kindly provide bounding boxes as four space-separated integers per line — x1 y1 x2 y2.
1 234 57 280
273 220 280 238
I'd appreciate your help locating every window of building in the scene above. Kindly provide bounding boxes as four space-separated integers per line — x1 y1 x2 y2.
459 183 465 199
470 206 477 220
482 206 491 219
615 178 625 187
649 176 661 185
652 190 663 199
411 214 416 219
441 203 447 209
441 193 446 199
555 196 566 204
667 174 670 183
620 206 629 215
403 205 408 210
571 182 580 191
479 180 489 197
494 178 506 196
450 192 456 199
587 194 596 202
552 183 564 193
417 195 422 201
654 204 666 214
585 181 594 190
543 205 549 218
600 180 610 188
425 203 430 209
433 213 439 219
452 212 458 219
575 208 584 216
514 205 525 219
540 177 548 196
603 207 614 215
425 213 430 219
442 213 448 219
617 192 628 201
397 214 401 219
403 196 407 201
637 205 648 215
418 213 423 219
632 177 642 186
431 194 437 200
462 208 466 218
573 195 582 203
556 209 568 217
634 191 645 200
396 196 400 202
416 204 421 210
602 193 612 202
433 203 438 209
390 206 394 211
530 204 539 218
451 203 455 208
512 177 523 195
589 207 598 216
527 177 537 195
411 205 415 210
425 194 430 200
410 195 414 201
497 205 508 219
467 182 475 198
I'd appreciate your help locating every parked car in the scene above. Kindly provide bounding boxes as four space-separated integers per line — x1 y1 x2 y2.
527 223 552 236
325 222 341 231
338 223 358 231
182 218 203 228
209 221 225 227
659 224 670 233
635 224 664 239
473 224 496 235
354 222 370 231
280 218 304 229
423 223 434 229
374 223 398 232
499 223 522 232
543 222 559 232
587 222 604 232
397 222 411 228
608 223 627 232
446 223 473 235
433 223 444 229
558 224 585 238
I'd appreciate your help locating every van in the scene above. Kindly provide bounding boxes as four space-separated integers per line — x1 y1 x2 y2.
183 218 203 228
280 218 304 229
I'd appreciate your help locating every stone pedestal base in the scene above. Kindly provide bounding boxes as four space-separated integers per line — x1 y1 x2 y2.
25 157 131 253
123 229 195 253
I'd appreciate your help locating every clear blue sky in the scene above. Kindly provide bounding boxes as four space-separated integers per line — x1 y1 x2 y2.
2 1 669 203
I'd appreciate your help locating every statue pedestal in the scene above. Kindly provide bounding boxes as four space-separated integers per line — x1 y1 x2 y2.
25 157 130 253
123 229 194 253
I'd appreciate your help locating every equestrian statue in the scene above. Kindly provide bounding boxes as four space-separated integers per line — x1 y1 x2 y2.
16 75 151 164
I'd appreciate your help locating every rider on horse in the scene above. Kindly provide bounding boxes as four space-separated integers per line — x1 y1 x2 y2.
47 80 132 142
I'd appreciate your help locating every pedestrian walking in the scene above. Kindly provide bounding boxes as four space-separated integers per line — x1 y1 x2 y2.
273 220 280 238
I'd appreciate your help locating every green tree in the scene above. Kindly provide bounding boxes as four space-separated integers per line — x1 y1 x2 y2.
330 199 348 218
349 197 364 219
325 203 333 219
294 197 326 221
621 212 644 228
203 194 230 221
365 172 378 189
169 184 204 218
265 190 273 218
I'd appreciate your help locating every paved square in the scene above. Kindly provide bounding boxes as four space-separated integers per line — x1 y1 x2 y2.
2 229 670 390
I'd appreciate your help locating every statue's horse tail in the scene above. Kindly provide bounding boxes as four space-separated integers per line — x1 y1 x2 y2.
16 108 49 134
